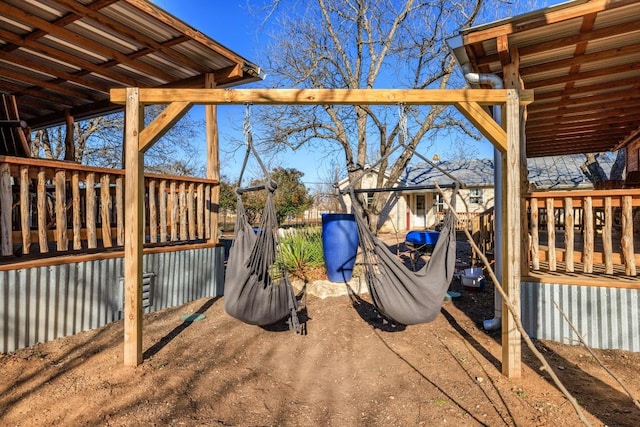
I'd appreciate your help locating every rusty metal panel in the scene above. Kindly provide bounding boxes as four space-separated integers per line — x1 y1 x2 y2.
0 246 224 354
521 282 640 352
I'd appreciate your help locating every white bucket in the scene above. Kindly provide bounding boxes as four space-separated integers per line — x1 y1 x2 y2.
462 267 485 291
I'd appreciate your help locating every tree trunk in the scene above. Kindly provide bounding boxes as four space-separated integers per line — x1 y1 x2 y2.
64 112 76 162
611 149 626 180
580 153 608 186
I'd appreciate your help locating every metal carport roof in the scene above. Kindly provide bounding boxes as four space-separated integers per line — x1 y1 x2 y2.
448 0 640 158
0 0 264 130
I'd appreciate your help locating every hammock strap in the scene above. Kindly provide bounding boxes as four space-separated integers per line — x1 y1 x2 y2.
236 103 277 194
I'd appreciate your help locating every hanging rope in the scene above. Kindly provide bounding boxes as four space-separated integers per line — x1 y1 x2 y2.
398 102 408 146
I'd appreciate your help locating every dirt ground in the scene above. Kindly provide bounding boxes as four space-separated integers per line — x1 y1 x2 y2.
2 237 640 426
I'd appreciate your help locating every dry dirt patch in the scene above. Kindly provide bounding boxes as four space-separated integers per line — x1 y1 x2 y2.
1 236 640 426
1 285 640 426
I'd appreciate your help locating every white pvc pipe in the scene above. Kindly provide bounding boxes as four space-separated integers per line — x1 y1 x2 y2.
464 68 503 331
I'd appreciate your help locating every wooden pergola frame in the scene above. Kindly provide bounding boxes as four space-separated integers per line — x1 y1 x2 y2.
110 86 533 378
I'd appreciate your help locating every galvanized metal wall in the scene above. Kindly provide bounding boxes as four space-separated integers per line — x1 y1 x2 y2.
521 282 640 352
1 246 224 354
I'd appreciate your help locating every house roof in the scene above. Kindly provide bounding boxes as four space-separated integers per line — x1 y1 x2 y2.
448 0 640 158
403 158 495 189
404 154 612 190
0 0 264 130
527 152 613 189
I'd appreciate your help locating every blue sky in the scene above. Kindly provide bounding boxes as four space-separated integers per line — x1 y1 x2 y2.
156 0 567 188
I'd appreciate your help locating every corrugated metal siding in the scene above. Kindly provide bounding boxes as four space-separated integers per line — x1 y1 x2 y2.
1 246 224 354
521 282 640 352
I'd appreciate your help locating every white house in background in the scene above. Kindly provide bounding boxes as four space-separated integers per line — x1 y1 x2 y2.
338 153 616 233
401 158 495 231
338 158 494 233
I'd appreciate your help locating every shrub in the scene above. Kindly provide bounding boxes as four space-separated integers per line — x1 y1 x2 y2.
277 227 324 281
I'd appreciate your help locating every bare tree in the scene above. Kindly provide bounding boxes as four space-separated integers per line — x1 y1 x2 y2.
251 0 533 232
581 151 626 187
30 105 205 175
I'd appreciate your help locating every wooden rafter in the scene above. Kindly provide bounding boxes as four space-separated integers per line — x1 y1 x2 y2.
456 0 640 157
0 0 262 129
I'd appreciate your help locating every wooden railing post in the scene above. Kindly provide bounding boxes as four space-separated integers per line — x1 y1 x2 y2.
37 168 48 253
72 171 82 250
564 197 574 272
148 179 157 244
621 195 636 276
603 196 613 275
583 196 594 273
86 172 97 249
20 165 31 254
530 197 539 270
545 197 556 271
159 179 167 242
116 176 124 246
0 162 12 255
54 169 67 251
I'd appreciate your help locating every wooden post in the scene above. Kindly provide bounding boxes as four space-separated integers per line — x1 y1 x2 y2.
564 197 574 272
530 197 539 270
116 176 124 246
149 180 157 244
0 162 12 255
502 88 522 378
72 171 82 250
205 74 219 244
583 196 594 273
621 195 636 276
159 179 167 242
55 169 68 251
100 174 112 248
546 197 556 271
603 196 613 274
86 173 97 249
20 166 31 254
37 168 48 253
123 87 145 367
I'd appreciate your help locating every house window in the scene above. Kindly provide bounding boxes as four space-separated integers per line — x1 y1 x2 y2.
434 193 444 213
365 192 374 208
469 188 483 204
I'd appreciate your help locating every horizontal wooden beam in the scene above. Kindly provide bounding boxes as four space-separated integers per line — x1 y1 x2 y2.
110 88 534 106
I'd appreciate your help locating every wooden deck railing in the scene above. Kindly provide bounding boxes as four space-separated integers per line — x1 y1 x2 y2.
0 155 218 259
526 189 640 277
435 210 482 231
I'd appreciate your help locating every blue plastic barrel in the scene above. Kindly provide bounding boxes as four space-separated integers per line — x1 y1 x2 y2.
321 213 359 282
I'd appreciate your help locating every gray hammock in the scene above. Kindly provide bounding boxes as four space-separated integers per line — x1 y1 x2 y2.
223 105 300 330
349 186 458 325
339 103 460 325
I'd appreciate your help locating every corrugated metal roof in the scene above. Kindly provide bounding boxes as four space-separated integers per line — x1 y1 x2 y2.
527 152 613 189
0 0 264 129
404 154 610 190
403 158 495 187
449 0 640 157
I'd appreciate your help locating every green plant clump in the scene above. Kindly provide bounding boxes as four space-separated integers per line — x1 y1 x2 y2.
277 227 324 280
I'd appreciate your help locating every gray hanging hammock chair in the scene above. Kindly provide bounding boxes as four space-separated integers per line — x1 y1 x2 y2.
346 185 458 325
341 103 460 325
223 105 300 331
